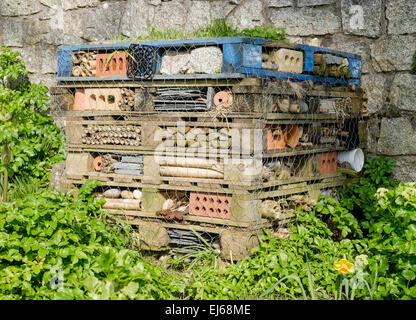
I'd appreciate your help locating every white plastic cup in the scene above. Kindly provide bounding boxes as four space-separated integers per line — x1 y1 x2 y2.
338 148 364 172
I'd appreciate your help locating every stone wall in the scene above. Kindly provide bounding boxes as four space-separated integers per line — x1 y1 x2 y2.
1 0 415 181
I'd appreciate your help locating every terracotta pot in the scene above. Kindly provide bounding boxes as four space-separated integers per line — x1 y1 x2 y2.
214 91 233 108
284 125 302 148
93 156 103 171
267 126 286 150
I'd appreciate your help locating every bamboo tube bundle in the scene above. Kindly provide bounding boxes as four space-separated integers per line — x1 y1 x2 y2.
71 50 97 77
299 132 313 147
320 125 341 145
119 88 135 111
82 125 141 145
100 154 117 173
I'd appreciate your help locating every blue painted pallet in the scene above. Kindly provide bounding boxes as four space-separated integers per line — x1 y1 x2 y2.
57 37 361 86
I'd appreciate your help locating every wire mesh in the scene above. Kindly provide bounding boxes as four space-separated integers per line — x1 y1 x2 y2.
51 38 366 259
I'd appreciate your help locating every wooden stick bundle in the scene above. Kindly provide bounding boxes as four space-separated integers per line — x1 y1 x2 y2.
83 125 141 145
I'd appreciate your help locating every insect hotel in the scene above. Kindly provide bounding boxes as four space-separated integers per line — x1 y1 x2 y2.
52 38 368 260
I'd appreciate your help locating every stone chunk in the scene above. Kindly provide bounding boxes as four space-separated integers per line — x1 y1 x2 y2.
160 47 223 75
159 50 192 75
133 190 142 200
113 162 143 171
189 47 223 74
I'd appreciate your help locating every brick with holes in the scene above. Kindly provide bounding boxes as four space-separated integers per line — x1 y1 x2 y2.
96 53 128 77
189 192 231 219
84 88 122 110
320 152 338 175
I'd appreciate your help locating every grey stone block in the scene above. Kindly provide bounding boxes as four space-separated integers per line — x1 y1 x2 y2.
361 73 387 114
386 0 416 35
377 118 416 156
297 0 336 6
227 0 265 29
1 0 41 16
267 6 341 36
390 73 416 112
268 0 293 7
341 0 383 38
392 156 416 182
370 35 416 72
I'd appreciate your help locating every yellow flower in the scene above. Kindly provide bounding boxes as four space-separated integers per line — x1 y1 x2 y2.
334 258 354 275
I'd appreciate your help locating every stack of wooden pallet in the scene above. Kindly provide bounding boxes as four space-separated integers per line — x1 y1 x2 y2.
54 38 367 259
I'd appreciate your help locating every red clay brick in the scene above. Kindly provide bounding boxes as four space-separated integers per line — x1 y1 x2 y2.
96 53 128 77
320 152 338 175
189 192 231 219
73 89 85 111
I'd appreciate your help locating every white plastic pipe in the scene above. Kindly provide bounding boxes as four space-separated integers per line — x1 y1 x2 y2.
338 148 364 172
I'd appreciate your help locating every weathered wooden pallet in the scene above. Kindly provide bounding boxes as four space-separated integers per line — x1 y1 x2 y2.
57 37 361 86
105 209 271 230
65 170 345 195
66 144 348 157
55 78 364 116
65 112 353 123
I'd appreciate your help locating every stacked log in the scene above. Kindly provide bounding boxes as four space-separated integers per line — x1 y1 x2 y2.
82 124 141 146
72 51 97 77
160 127 233 150
158 157 224 179
101 188 142 210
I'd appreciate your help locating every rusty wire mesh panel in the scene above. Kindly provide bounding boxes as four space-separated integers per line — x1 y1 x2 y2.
51 38 367 260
